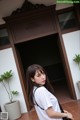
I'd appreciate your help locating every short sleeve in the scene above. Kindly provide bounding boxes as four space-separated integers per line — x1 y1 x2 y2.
34 86 53 110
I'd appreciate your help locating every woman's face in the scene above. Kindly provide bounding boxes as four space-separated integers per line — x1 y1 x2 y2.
32 70 46 85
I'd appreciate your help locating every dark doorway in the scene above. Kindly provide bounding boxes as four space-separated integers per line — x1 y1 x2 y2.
16 34 72 103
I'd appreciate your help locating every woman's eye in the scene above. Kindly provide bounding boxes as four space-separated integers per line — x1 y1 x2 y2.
37 74 41 77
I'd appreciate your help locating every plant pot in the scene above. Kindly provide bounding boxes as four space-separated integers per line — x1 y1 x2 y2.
4 100 21 120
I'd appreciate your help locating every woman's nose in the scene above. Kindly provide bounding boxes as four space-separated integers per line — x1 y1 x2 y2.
41 74 45 79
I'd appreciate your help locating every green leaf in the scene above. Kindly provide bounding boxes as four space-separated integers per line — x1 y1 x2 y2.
11 91 19 95
0 70 19 102
0 76 3 82
73 54 80 64
0 70 13 81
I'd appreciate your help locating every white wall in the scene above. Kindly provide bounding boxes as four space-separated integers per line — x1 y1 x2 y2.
0 48 27 113
62 30 80 99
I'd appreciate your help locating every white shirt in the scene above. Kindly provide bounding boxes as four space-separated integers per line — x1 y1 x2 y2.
33 86 63 120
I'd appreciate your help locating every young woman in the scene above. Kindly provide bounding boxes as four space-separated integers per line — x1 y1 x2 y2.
26 64 73 120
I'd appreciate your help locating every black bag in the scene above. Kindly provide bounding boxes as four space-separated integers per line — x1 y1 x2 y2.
63 118 72 120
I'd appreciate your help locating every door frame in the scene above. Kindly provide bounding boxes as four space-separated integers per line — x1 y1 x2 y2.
11 12 76 111
54 11 76 99
13 32 76 111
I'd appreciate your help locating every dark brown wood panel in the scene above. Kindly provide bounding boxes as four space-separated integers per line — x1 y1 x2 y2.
74 4 80 28
4 5 57 44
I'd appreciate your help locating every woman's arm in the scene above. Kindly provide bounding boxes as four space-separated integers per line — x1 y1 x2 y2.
46 107 73 119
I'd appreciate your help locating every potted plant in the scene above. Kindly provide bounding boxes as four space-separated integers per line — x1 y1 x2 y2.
73 54 80 91
73 54 80 69
0 70 21 120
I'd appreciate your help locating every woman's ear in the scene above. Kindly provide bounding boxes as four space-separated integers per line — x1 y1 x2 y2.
31 78 35 82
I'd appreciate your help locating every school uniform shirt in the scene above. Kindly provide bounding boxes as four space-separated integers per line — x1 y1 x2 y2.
33 86 63 120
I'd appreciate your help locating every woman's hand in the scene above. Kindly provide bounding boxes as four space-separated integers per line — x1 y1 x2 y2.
63 110 68 113
64 111 74 120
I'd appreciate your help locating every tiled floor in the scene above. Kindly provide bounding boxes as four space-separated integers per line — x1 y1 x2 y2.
18 100 80 120
62 100 80 120
18 109 38 120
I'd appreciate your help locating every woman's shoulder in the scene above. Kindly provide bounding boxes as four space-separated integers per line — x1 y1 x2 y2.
34 86 49 98
35 86 47 93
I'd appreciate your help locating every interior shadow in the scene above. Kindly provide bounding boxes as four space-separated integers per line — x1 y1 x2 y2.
16 33 72 103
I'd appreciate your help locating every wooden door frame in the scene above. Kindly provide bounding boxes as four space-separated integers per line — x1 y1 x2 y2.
54 11 76 99
12 20 77 112
13 31 76 111
8 9 77 111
